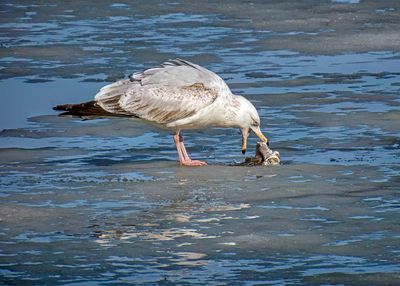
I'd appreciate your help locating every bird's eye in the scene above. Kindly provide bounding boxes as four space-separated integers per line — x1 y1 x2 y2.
251 120 259 127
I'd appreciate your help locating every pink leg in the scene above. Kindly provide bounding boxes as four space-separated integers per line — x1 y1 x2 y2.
173 132 207 166
178 133 189 159
173 133 186 163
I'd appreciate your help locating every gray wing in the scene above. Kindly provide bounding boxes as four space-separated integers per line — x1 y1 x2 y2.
129 58 229 92
94 59 231 124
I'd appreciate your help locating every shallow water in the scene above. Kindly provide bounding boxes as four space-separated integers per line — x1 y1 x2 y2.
1 1 400 285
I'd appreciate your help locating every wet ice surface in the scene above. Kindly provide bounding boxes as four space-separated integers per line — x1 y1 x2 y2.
1 1 400 285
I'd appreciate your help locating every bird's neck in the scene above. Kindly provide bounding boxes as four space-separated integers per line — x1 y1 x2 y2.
209 94 246 128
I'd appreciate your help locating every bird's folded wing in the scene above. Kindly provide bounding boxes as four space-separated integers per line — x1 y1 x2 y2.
130 58 230 93
94 59 231 123
119 83 219 124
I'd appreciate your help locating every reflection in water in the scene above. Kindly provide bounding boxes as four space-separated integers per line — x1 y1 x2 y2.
91 201 254 246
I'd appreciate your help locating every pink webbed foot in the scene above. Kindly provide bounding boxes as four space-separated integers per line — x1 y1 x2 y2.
180 159 208 166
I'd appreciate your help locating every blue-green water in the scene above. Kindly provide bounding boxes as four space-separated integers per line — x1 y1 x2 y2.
1 1 399 285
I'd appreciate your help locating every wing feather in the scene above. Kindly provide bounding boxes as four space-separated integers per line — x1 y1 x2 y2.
94 59 231 124
118 83 218 124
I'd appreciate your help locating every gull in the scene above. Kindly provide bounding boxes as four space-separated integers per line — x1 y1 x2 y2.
54 59 269 166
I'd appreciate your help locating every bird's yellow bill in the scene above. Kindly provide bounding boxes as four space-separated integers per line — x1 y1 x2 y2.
242 127 268 154
253 129 268 143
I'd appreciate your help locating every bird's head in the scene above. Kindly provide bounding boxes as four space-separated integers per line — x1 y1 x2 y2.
235 96 269 155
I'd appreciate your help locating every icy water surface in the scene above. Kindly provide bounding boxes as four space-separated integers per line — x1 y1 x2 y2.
1 1 400 285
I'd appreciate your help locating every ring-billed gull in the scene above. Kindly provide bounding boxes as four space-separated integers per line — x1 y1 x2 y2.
54 59 268 166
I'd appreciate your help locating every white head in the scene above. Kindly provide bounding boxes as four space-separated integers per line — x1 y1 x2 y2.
233 96 268 154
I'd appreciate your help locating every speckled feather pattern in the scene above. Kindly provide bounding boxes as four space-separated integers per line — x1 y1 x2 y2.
94 59 244 130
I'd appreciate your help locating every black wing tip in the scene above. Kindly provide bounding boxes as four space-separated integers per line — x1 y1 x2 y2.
52 101 103 117
53 104 68 111
53 101 129 118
